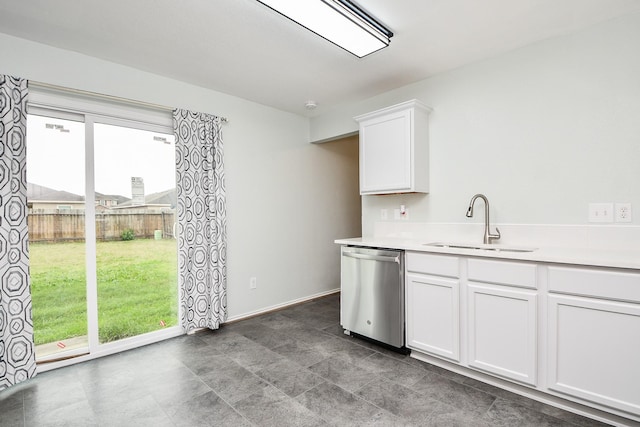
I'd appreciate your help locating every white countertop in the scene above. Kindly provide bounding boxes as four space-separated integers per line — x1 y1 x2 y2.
335 237 640 270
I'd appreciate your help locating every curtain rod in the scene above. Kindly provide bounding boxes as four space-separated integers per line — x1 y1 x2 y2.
28 81 229 123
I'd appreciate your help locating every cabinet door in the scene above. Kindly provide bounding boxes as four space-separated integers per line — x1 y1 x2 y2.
406 274 459 361
359 109 411 194
548 294 640 415
468 283 537 386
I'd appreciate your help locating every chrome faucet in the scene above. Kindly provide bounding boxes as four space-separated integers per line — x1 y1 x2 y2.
466 194 501 244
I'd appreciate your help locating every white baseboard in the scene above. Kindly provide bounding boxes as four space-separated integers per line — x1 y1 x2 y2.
225 288 340 323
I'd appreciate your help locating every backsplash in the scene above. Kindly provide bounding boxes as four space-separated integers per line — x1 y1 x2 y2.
372 222 640 251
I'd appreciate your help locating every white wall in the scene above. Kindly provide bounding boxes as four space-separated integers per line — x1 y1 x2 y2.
1 33 361 319
311 12 640 236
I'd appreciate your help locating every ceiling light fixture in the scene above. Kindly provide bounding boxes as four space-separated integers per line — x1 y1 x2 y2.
256 0 393 58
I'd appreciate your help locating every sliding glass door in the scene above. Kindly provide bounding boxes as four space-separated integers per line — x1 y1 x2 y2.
27 111 179 362
93 122 178 344
27 115 88 360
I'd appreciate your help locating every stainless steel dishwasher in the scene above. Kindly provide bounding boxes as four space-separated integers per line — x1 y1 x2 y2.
340 246 406 351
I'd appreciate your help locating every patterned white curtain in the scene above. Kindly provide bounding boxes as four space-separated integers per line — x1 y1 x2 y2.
173 109 227 333
0 75 37 390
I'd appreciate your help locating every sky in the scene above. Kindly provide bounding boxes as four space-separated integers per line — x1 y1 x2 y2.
27 114 176 198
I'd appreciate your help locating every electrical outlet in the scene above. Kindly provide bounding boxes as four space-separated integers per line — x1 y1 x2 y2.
615 203 632 223
588 203 613 223
249 277 257 290
399 204 408 220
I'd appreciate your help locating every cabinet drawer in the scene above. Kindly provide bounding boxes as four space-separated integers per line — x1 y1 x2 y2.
548 266 640 303
406 252 459 277
468 259 537 289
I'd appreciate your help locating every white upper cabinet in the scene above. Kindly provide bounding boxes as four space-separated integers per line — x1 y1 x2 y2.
355 100 431 195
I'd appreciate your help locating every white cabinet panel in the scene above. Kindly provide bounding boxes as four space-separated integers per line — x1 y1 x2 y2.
468 283 537 386
548 266 640 303
406 251 459 278
355 100 431 195
407 274 459 361
548 294 640 416
468 258 537 289
360 111 411 192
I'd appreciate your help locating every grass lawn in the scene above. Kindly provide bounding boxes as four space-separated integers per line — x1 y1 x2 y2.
30 239 178 345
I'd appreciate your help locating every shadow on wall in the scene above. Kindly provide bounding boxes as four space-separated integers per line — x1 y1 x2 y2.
315 134 361 239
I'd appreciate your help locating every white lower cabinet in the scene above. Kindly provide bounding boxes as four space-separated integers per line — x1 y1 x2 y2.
547 294 640 415
467 283 537 386
405 252 460 361
406 273 459 361
547 265 640 416
403 252 640 422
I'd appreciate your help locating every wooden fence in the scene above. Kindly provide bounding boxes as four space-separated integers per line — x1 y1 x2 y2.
28 210 176 243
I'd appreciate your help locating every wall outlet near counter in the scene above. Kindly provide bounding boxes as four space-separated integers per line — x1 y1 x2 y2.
249 277 257 290
393 205 409 220
615 203 632 222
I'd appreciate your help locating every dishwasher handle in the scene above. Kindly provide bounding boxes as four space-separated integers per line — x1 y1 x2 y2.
342 251 400 264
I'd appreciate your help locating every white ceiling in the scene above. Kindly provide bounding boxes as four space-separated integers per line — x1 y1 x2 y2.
1 0 639 116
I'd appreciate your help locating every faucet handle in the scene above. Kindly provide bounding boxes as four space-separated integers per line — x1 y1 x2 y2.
490 227 501 243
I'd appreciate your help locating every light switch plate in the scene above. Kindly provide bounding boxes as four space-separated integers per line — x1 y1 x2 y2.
588 203 614 223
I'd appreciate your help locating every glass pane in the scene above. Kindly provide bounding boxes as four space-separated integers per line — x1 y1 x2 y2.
94 123 177 343
26 114 88 359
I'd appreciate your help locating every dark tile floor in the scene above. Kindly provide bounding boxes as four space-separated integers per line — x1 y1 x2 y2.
0 293 613 426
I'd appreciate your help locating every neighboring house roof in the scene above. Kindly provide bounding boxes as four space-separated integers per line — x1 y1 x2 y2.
117 188 176 208
27 182 84 202
95 191 131 205
27 182 131 204
145 188 176 207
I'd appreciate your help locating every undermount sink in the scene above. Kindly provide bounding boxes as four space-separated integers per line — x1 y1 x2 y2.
424 242 537 253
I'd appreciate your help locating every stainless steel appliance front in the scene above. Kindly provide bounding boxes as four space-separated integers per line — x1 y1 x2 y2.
340 246 404 349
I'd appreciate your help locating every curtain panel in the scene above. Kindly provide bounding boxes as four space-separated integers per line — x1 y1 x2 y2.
0 75 37 390
173 109 227 333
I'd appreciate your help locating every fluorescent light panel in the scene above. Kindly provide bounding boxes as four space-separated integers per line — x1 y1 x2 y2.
257 0 392 58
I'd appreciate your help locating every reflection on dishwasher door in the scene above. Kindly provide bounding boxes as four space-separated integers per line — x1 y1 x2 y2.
340 246 405 349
